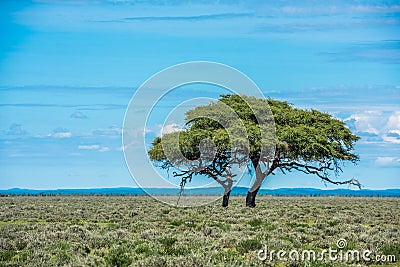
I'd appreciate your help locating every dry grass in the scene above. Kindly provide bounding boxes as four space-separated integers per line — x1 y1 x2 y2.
0 196 399 266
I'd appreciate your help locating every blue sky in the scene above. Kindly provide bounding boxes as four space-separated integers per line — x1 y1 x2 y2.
0 0 399 190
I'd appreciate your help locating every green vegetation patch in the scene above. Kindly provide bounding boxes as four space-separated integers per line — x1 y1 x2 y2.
105 245 132 267
0 196 399 266
236 238 263 254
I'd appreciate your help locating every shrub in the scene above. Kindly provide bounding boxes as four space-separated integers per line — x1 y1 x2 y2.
105 246 132 267
236 239 262 254
161 209 170 214
326 220 340 227
0 250 16 262
15 240 28 250
134 244 151 255
380 243 400 261
158 237 177 247
209 221 230 231
169 219 184 226
248 218 263 228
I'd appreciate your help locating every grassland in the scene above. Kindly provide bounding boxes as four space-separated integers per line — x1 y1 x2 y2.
0 196 399 266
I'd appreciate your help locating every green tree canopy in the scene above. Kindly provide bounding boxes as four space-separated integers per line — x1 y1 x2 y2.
148 94 360 207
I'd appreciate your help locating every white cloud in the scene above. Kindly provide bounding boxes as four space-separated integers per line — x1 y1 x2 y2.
10 153 47 158
92 126 122 137
122 127 152 138
345 110 400 144
52 132 72 138
382 134 400 144
78 144 100 150
351 5 400 13
161 123 182 136
375 157 400 166
386 111 400 135
78 144 110 152
345 110 383 135
50 127 72 138
98 146 110 152
119 141 138 151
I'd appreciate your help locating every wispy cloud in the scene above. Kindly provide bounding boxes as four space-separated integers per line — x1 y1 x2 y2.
92 126 121 137
382 133 400 144
70 111 88 119
375 156 400 166
351 5 400 13
120 13 253 22
7 124 27 136
0 103 126 110
321 40 400 64
78 144 110 152
98 146 110 152
279 4 400 15
49 127 72 138
15 1 400 37
78 144 100 150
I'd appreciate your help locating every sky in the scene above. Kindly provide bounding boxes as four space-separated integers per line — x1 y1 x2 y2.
0 0 399 190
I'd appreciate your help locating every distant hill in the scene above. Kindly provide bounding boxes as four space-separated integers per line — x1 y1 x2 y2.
1 187 399 197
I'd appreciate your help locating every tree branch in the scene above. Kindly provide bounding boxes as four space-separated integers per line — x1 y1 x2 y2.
277 160 361 189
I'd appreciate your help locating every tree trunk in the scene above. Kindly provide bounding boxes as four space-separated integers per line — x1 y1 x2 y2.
222 178 233 207
222 190 231 207
246 186 260 208
246 159 265 208
246 154 277 208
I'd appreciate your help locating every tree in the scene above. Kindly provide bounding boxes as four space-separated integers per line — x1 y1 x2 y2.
148 98 253 207
148 94 360 207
